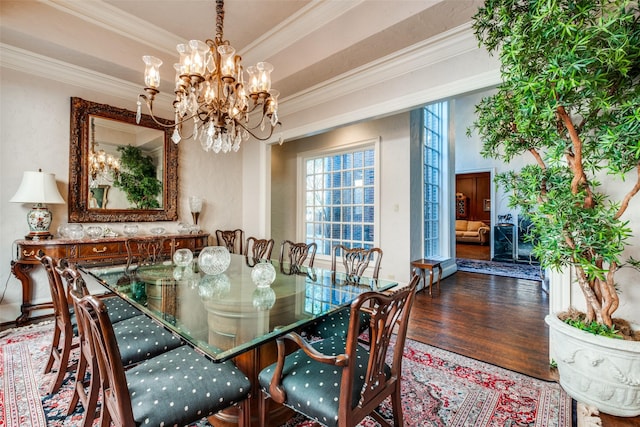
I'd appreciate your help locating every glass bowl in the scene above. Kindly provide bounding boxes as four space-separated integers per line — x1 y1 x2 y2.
85 225 103 239
150 226 165 235
251 262 276 288
197 246 231 275
64 224 85 239
173 248 194 267
123 224 139 237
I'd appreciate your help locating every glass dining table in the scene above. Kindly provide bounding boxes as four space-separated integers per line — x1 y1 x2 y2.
82 253 397 426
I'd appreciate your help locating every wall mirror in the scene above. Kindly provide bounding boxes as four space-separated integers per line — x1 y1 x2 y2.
69 97 178 222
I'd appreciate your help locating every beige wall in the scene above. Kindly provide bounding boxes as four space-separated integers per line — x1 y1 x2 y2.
0 68 244 323
271 112 411 282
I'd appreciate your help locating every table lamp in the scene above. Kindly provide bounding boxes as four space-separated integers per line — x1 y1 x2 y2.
10 170 65 240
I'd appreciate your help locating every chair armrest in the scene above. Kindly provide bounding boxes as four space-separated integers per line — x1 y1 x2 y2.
478 227 490 235
269 332 348 403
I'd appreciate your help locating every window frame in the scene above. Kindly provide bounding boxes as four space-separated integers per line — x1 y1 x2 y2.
422 101 447 258
296 137 381 262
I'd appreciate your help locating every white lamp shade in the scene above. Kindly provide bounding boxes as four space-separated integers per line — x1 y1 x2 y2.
10 171 65 204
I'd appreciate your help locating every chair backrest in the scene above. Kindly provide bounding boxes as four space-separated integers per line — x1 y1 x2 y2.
245 237 275 260
125 236 170 271
215 229 244 254
331 244 383 280
278 240 317 274
341 273 420 422
36 251 73 323
73 293 135 426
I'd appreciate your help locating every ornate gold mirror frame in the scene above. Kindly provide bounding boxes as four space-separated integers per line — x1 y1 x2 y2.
68 97 178 222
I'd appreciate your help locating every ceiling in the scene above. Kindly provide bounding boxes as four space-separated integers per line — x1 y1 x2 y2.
1 0 483 125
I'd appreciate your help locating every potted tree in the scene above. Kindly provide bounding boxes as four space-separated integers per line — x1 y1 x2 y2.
470 0 640 417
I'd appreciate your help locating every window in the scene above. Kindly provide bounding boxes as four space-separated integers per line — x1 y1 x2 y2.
301 140 379 257
422 101 447 257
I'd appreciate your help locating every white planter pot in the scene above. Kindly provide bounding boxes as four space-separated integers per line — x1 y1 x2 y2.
546 314 640 417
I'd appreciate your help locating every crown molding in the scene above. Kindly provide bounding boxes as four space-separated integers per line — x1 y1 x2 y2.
273 69 500 144
279 22 481 115
46 0 181 55
0 43 175 107
241 0 364 64
44 0 363 64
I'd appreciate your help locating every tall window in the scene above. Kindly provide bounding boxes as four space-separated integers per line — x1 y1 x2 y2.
423 101 447 257
301 140 378 257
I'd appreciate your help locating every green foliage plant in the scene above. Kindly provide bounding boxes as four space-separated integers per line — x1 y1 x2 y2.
113 145 162 209
470 0 640 330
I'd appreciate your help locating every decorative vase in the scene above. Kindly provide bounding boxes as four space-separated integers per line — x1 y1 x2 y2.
173 248 193 267
251 261 276 288
197 246 231 275
545 314 640 417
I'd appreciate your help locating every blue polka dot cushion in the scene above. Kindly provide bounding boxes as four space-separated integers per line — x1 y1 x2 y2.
303 308 370 340
258 335 390 427
126 345 251 426
102 296 143 323
112 315 183 366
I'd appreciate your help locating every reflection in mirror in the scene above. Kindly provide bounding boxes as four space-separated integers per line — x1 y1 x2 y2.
89 116 164 210
69 97 178 223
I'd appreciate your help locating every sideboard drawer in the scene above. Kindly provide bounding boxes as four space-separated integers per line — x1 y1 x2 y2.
77 242 123 258
17 244 70 261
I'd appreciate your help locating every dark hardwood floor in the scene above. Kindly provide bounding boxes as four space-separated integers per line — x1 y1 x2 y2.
407 269 639 427
456 242 491 260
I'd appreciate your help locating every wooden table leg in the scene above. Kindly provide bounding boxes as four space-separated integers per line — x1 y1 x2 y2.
207 342 294 427
10 261 37 325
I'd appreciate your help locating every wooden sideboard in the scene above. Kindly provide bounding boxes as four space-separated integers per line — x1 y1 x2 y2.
11 232 210 325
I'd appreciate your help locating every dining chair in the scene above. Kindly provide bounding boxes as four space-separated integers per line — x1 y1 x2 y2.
244 236 275 266
331 244 383 282
36 252 142 395
216 229 245 254
278 240 317 274
124 236 172 272
57 263 183 426
258 274 420 427
73 293 251 427
303 245 383 341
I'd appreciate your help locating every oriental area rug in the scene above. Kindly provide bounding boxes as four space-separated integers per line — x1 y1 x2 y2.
1 322 571 427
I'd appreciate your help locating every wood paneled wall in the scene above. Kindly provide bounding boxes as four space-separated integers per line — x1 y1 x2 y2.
456 172 491 223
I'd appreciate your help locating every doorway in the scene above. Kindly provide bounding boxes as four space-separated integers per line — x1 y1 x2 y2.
455 171 491 261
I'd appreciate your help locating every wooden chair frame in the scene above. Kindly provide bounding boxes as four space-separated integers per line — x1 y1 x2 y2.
331 244 383 280
244 236 275 266
278 240 317 274
260 274 420 427
215 229 245 255
36 252 78 395
124 237 171 272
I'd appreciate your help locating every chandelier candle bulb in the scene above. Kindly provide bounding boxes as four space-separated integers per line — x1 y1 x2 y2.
218 45 236 77
142 56 162 89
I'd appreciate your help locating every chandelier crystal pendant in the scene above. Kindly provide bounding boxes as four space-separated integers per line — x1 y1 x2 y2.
136 0 281 153
89 117 120 188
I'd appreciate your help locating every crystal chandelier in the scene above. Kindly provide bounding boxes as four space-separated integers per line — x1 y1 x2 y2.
89 117 120 187
136 0 281 154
